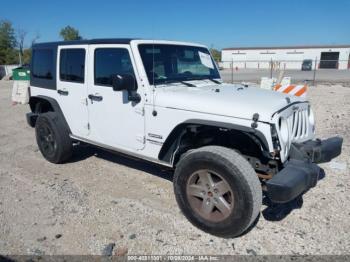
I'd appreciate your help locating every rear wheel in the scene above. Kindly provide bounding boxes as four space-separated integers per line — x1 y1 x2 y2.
174 146 262 237
35 112 72 164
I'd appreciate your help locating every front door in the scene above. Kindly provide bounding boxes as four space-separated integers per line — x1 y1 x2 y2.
56 46 89 137
87 44 145 151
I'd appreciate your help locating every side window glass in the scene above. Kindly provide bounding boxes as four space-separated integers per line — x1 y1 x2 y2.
32 49 54 79
94 48 135 86
60 49 85 83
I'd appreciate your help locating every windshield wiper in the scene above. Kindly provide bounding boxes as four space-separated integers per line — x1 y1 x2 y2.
160 79 196 87
207 78 222 84
185 77 222 84
199 77 221 84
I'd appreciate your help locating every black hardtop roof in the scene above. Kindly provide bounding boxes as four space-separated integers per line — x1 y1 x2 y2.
32 38 138 48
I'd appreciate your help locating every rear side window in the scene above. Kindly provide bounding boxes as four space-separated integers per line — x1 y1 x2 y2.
60 49 85 83
94 48 134 86
32 49 54 79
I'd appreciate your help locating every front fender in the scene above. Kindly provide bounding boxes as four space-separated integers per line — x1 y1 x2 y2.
158 119 271 164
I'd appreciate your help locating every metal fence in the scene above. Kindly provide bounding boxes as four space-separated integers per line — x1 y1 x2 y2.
218 59 350 85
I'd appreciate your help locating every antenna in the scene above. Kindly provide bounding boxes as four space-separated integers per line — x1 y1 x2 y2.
152 40 155 91
151 25 157 115
152 38 157 116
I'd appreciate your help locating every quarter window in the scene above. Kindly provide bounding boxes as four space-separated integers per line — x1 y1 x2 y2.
32 49 54 79
94 48 135 86
60 49 85 83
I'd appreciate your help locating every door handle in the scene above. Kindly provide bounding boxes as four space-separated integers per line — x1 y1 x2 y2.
88 94 103 102
57 89 69 96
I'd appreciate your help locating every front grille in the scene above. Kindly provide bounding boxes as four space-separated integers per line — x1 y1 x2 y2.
287 109 309 141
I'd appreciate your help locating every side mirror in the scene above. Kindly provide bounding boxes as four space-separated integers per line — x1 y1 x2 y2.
111 74 140 103
111 74 137 92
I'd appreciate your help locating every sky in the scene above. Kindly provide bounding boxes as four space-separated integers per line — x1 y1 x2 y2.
1 0 349 49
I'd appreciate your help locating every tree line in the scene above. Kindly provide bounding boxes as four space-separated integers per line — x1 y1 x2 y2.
0 20 82 65
0 19 221 65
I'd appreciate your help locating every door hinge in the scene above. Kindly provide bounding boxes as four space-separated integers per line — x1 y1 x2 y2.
86 123 90 130
135 107 145 116
82 98 88 106
136 135 145 144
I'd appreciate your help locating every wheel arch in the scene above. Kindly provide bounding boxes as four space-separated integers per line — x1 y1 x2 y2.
29 96 54 113
158 119 270 166
28 95 71 133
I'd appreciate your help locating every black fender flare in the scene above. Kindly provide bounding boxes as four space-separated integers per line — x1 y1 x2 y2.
28 95 71 134
158 119 270 163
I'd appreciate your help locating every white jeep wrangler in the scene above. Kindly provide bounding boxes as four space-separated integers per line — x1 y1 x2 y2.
27 39 343 237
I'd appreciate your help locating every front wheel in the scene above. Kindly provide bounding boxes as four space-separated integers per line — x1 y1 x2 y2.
173 146 262 237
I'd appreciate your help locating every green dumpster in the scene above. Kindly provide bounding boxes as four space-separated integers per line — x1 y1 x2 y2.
12 67 30 81
11 66 30 104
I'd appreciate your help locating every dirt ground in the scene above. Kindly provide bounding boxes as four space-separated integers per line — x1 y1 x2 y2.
0 80 349 256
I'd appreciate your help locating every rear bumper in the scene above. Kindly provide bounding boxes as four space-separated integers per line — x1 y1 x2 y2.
266 136 343 203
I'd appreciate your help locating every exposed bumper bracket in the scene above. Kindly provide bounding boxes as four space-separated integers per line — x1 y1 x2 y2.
289 136 343 163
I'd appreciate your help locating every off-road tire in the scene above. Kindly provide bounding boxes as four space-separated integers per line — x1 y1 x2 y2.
174 146 262 237
35 112 72 164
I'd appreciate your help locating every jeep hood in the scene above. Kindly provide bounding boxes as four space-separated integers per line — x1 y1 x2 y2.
154 83 306 122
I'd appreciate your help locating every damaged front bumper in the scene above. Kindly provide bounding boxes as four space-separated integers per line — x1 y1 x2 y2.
266 136 343 203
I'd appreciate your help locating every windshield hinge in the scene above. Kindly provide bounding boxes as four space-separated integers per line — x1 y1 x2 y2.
135 107 145 116
136 135 146 144
251 113 259 129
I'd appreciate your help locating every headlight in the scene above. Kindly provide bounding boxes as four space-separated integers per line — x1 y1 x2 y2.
308 106 315 126
278 117 289 143
308 106 315 133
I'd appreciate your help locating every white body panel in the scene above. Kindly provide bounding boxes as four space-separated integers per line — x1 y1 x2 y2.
30 39 316 166
151 83 302 122
56 45 89 137
86 44 145 150
141 103 273 160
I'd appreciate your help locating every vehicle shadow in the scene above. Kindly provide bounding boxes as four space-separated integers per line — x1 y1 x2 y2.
69 144 174 182
261 195 304 221
0 256 15 262
238 168 326 237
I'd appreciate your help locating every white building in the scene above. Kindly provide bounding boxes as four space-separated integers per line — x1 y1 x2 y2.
221 45 350 70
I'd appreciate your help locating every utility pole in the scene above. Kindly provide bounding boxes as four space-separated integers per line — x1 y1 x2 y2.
17 28 26 66
231 57 234 83
313 56 317 86
270 58 273 78
18 51 22 65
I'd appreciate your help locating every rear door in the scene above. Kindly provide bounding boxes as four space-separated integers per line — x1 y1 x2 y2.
56 46 89 137
86 44 145 151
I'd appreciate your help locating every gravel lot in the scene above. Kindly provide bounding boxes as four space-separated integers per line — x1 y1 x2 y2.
0 80 349 256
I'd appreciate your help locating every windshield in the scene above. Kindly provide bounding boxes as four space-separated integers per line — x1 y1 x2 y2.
138 44 220 85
